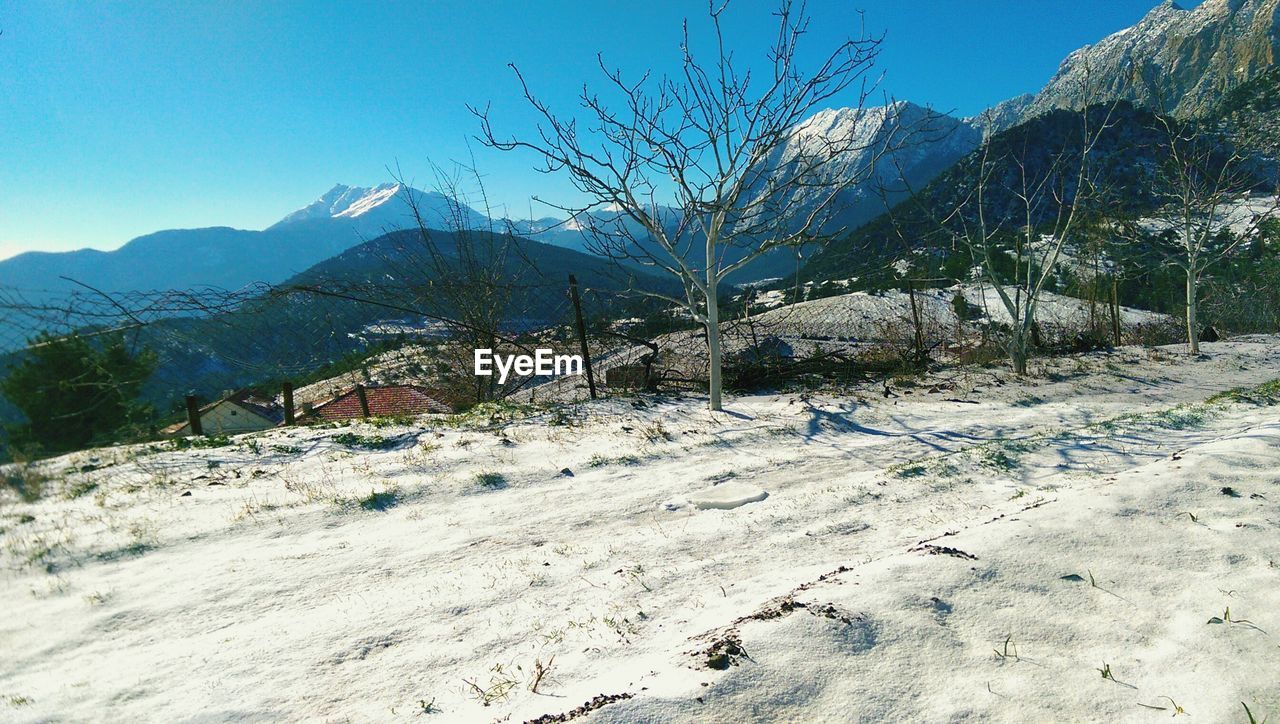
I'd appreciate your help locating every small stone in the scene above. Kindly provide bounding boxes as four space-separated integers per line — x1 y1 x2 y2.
560 468 574 477
707 652 730 670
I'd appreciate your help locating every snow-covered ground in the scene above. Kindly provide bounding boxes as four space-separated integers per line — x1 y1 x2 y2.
2 337 1279 722
281 284 1175 409
748 285 1167 343
1136 193 1280 239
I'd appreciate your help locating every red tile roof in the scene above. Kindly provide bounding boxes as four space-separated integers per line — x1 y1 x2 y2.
307 385 451 422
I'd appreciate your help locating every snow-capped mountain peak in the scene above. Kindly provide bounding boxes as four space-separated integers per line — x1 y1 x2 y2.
333 183 402 219
274 183 403 226
735 100 981 238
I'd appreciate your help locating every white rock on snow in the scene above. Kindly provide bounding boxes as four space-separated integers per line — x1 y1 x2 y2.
687 482 770 510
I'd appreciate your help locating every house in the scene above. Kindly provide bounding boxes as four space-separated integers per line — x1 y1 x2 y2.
302 384 452 423
162 390 282 437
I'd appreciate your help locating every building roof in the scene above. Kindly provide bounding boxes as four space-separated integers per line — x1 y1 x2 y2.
305 384 451 422
223 389 283 423
160 419 187 435
160 393 282 435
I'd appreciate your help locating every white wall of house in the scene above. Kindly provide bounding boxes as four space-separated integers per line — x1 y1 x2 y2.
168 402 275 437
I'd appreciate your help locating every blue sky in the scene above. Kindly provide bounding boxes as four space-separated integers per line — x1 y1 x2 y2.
0 1 1180 259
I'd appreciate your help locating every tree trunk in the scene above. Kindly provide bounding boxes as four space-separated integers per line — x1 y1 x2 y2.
706 275 723 411
1186 269 1199 355
1009 324 1029 376
906 278 924 365
1010 346 1028 375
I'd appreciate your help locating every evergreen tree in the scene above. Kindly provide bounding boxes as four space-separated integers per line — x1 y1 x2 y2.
1 333 156 455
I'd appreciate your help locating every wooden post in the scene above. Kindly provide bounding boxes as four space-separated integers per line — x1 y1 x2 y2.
185 395 204 437
355 384 371 418
282 381 295 426
1110 277 1122 347
568 274 598 399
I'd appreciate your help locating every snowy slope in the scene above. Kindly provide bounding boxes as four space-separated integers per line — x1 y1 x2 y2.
3 337 1279 722
273 183 405 225
1135 193 1280 237
749 285 1169 344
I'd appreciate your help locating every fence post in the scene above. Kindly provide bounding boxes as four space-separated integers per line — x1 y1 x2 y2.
355 384 371 418
282 381 295 426
568 274 598 400
1110 278 1122 347
185 395 204 437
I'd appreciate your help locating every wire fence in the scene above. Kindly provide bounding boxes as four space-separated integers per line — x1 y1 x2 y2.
0 272 706 442
0 261 1185 459
1 277 590 405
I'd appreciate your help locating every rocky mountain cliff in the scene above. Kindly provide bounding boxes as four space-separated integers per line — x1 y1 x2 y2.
965 94 1033 138
1216 65 1280 156
743 101 982 235
1012 0 1279 126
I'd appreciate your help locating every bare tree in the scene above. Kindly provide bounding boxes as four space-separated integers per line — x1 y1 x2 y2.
391 162 529 402
868 81 1116 375
471 0 890 410
293 160 541 405
943 97 1117 375
869 101 982 364
1125 116 1279 353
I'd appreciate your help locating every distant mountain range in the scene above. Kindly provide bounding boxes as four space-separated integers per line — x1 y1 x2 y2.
789 0 1280 286
0 184 507 351
0 184 471 299
0 104 984 329
744 101 983 236
799 102 1176 285
800 69 1280 289
0 222 684 422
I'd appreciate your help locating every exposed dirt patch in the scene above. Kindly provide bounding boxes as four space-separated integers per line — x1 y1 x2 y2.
910 543 978 561
688 591 867 670
689 630 749 670
524 692 634 723
739 594 862 626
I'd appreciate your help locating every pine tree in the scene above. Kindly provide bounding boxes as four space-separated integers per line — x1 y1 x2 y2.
2 333 156 454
